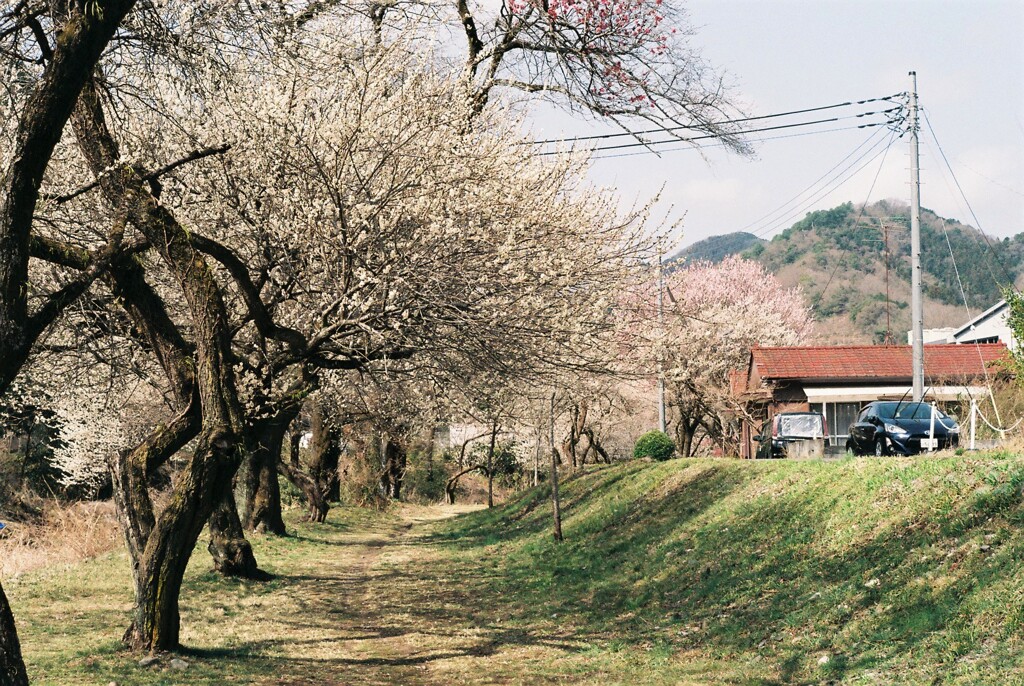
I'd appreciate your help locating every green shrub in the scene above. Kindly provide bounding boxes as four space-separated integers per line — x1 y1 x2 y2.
468 441 525 489
633 431 676 461
404 447 451 503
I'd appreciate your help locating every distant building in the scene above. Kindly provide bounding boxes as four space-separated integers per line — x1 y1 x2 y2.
950 300 1015 349
907 327 957 345
731 343 1009 458
907 300 1016 350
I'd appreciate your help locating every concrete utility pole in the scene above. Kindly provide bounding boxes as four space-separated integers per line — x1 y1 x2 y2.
909 71 925 401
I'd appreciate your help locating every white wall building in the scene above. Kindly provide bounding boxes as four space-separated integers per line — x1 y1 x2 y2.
908 300 1016 351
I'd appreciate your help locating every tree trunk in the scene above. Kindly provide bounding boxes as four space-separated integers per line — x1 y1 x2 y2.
308 404 341 503
243 413 295 536
72 79 246 653
0 7 140 669
380 436 406 501
533 426 541 486
318 434 342 502
0 0 138 396
445 464 481 505
208 489 265 579
123 430 242 652
0 581 28 686
278 460 329 523
289 429 301 468
109 403 200 589
426 427 436 482
486 421 497 509
583 428 610 464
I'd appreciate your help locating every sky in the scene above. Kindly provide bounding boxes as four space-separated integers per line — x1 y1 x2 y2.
524 0 1024 253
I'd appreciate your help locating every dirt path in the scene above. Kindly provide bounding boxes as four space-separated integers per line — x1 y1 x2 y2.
230 503 586 686
13 503 596 685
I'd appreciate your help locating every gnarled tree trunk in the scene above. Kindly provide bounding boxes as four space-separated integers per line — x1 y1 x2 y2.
289 428 302 468
0 6 141 675
0 0 138 396
0 581 28 686
123 430 241 651
208 489 263 578
72 78 246 652
445 464 482 505
380 436 406 500
549 392 563 542
486 421 497 509
582 427 611 463
243 408 300 535
308 403 342 503
278 460 329 523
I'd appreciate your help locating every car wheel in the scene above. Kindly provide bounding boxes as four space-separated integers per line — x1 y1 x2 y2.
845 440 858 456
874 437 888 457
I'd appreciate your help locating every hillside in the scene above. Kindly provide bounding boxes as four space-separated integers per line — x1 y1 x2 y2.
675 201 1024 343
440 455 1024 684
670 231 765 265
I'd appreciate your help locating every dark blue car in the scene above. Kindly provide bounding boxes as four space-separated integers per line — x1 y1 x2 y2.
846 401 959 456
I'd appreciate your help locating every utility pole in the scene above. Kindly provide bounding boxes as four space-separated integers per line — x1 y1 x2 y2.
657 254 667 433
880 218 892 344
909 71 925 401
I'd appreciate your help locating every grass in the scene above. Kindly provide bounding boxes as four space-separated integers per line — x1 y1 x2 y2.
0 499 121 578
432 455 1024 684
4 455 1024 684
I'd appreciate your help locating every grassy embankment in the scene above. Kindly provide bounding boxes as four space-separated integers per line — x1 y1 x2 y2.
6 454 1024 684
432 454 1024 684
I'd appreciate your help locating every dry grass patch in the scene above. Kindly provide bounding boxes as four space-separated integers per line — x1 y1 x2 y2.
0 499 121 578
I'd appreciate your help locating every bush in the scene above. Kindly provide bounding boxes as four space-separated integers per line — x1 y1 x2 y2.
404 447 451 503
633 431 676 461
468 441 525 489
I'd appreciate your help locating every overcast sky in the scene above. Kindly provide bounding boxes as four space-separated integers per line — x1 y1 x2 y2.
525 0 1024 253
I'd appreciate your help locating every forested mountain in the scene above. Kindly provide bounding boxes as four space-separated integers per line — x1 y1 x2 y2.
673 201 1024 343
670 231 764 265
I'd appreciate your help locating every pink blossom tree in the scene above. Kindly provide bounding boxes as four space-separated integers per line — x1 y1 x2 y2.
286 0 748 146
653 256 811 456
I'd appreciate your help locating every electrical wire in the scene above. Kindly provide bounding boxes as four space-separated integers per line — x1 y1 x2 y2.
728 123 891 236
923 137 1008 294
812 125 901 315
592 120 889 161
744 122 902 239
922 109 1017 288
531 93 906 145
939 217 1005 423
540 109 899 156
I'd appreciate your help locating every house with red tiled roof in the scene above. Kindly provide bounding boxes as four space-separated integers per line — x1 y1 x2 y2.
731 343 1010 459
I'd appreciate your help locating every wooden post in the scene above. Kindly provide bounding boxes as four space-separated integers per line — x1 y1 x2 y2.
549 391 563 542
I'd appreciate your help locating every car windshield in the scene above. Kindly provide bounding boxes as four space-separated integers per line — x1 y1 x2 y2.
874 401 950 421
777 414 824 437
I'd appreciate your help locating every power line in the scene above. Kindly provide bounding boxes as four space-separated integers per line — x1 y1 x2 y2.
744 123 902 239
922 109 1017 289
923 138 1007 293
590 120 891 160
730 124 892 235
540 110 899 157
812 125 901 315
531 93 906 145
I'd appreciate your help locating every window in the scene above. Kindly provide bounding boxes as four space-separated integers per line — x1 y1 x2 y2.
811 402 863 445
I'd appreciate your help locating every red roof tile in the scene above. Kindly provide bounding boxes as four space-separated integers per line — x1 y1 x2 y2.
752 343 1009 382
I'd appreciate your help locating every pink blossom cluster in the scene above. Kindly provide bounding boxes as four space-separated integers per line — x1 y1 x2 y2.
505 0 671 106
508 0 665 39
665 256 810 334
